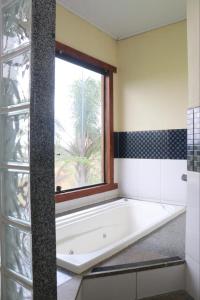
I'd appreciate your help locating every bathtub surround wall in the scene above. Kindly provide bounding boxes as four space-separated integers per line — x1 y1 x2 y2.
186 1 200 299
0 0 57 299
114 129 187 205
55 5 188 211
115 21 188 206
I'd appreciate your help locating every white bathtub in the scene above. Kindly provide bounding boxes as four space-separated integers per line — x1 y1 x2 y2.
56 198 185 274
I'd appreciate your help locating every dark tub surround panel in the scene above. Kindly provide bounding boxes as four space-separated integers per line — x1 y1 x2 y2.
187 106 200 173
114 129 187 159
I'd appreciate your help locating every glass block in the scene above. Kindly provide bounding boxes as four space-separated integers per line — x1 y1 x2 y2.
0 51 30 107
0 110 29 163
3 224 32 280
3 276 32 300
1 169 31 223
2 0 31 54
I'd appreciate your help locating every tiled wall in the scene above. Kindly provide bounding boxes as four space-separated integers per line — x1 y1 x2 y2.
114 129 187 205
187 107 200 173
186 106 200 300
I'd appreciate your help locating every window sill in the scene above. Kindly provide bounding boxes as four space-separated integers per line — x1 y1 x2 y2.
55 183 118 203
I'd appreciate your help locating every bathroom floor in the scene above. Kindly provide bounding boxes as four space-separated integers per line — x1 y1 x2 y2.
141 290 193 300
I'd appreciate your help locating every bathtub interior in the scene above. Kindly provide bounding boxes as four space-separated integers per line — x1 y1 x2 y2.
56 202 133 254
56 199 185 274
57 200 183 252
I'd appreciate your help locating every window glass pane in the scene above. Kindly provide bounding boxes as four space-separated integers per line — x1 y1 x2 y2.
0 51 30 107
2 0 31 54
55 58 104 191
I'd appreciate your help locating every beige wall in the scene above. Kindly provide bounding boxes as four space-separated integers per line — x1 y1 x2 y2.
56 4 117 66
187 0 200 108
117 21 188 131
56 5 188 132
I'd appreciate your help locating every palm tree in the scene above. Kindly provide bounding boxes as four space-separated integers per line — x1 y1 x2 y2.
55 77 102 189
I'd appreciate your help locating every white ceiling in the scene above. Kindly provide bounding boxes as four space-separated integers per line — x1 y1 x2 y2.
57 0 186 40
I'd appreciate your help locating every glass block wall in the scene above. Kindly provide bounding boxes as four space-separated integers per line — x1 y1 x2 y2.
0 0 33 298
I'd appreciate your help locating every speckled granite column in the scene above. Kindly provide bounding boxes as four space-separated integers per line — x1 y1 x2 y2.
30 0 57 299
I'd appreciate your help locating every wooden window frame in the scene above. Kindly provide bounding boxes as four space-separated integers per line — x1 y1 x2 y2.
55 42 118 203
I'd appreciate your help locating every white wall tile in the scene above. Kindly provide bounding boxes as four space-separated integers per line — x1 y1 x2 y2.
186 172 200 266
114 158 118 183
117 158 187 205
186 255 200 300
185 171 200 299
118 159 162 201
56 158 187 215
139 159 161 202
137 265 185 299
161 160 187 205
117 158 141 199
81 273 136 300
186 172 200 256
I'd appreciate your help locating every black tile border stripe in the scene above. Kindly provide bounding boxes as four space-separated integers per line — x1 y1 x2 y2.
114 129 187 160
84 257 184 279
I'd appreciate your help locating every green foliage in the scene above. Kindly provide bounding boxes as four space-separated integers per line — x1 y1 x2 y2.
55 76 102 188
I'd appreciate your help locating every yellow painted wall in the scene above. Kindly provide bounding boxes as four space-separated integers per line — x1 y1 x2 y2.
117 21 188 131
56 4 188 132
187 0 200 108
56 4 117 66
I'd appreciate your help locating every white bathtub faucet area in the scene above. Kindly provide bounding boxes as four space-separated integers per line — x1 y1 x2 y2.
56 199 185 274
